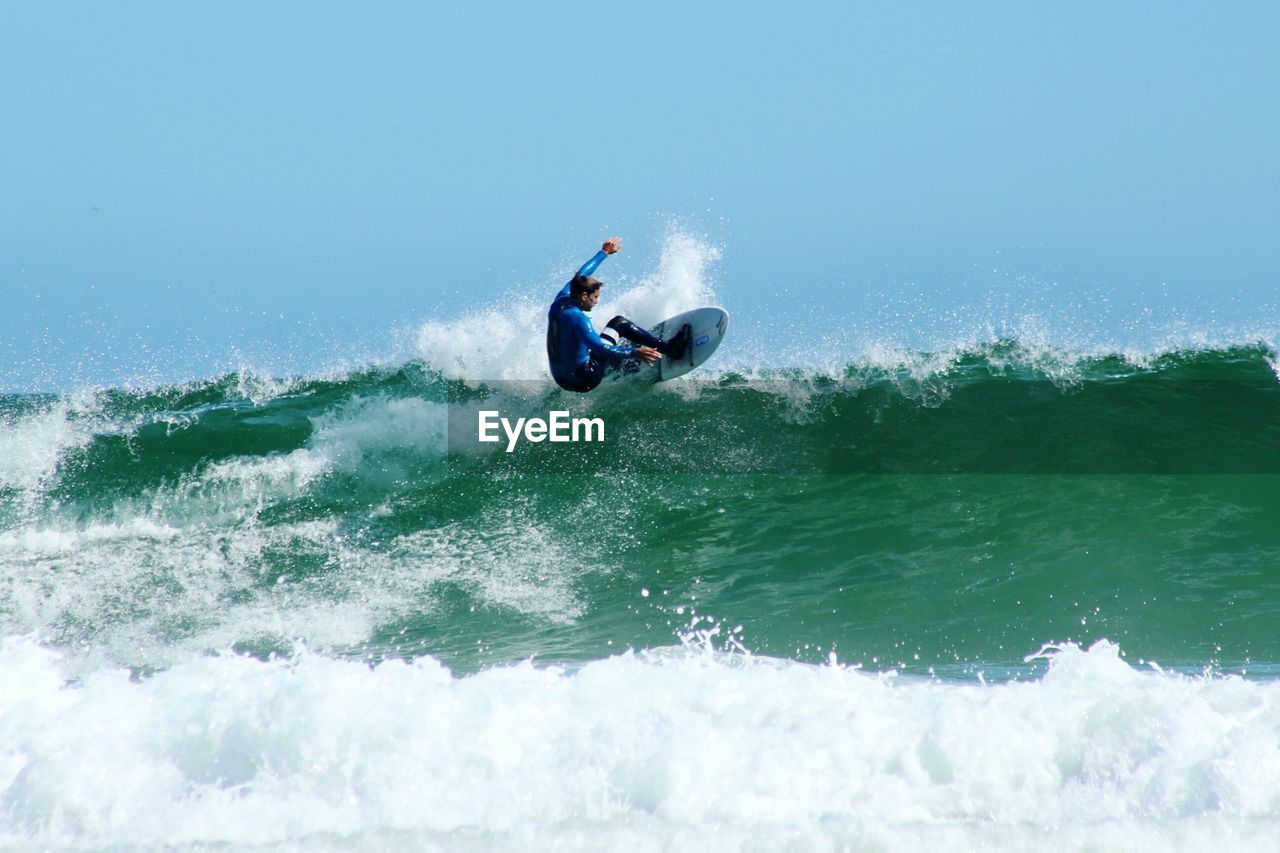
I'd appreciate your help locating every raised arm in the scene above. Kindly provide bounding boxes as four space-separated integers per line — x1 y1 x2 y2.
577 251 607 278
580 236 622 275
556 237 623 298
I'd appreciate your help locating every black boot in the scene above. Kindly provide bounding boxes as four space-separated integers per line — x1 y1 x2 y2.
659 324 691 360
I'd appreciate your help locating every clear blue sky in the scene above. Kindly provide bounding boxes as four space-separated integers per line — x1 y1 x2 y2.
3 1 1277 390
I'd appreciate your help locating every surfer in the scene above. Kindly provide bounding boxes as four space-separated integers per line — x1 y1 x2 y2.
546 237 689 393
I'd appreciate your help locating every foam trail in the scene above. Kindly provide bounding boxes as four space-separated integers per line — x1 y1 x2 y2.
3 639 1280 850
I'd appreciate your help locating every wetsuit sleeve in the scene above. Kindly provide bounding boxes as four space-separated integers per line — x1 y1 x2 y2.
570 311 634 361
577 250 608 278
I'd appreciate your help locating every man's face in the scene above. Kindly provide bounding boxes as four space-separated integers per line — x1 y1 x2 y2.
578 288 601 311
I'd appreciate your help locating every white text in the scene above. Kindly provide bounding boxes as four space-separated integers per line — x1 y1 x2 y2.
477 410 605 452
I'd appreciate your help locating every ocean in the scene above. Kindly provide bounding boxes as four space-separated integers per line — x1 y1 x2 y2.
3 237 1280 850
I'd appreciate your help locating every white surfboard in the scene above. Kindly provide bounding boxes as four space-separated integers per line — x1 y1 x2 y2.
648 306 730 382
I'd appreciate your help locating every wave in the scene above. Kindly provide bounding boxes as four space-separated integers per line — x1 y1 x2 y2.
4 341 1277 509
1 341 1277 673
4 291 1280 849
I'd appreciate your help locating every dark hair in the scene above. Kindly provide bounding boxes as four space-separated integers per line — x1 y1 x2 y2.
570 274 603 297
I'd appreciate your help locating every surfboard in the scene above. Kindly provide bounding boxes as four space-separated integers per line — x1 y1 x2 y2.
647 306 730 382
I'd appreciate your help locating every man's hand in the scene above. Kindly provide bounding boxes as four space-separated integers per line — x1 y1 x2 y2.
634 345 661 364
602 237 623 255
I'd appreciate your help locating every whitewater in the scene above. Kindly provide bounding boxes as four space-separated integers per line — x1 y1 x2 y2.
3 232 1280 850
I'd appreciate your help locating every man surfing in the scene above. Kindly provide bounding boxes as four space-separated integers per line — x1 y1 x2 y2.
546 237 689 392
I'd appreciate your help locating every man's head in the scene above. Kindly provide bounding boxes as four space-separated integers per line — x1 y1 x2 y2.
570 274 603 311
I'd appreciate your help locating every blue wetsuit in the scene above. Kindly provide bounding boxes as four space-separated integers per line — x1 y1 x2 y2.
546 251 641 392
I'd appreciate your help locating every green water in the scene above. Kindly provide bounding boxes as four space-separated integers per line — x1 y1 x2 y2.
2 344 1278 676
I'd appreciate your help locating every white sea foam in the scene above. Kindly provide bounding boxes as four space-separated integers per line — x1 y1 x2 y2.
0 511 586 674
1 638 1278 850
0 392 585 671
313 394 445 460
0 393 119 497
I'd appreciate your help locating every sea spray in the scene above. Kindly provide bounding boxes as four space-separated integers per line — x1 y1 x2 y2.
413 228 721 381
